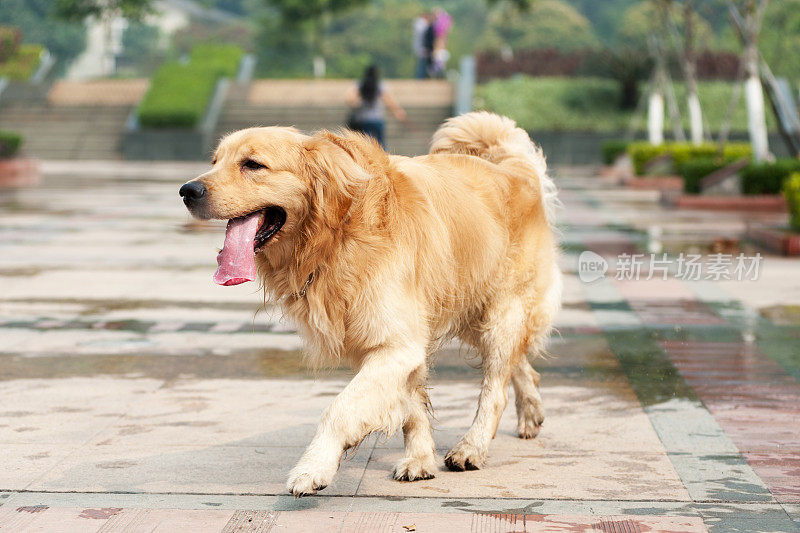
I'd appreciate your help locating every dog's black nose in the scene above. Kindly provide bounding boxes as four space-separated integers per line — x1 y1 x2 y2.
179 182 206 202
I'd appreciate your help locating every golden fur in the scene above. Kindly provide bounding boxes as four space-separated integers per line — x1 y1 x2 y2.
182 111 561 496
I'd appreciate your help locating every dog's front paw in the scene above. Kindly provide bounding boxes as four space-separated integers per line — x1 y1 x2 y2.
516 400 545 439
286 470 331 497
393 455 436 481
444 441 486 471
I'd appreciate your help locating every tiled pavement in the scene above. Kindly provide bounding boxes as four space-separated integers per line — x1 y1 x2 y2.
1 162 799 532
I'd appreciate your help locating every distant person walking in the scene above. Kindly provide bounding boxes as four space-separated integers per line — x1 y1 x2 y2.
412 11 433 79
430 7 452 78
346 65 407 148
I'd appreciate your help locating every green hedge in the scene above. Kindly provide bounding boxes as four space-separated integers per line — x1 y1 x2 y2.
678 158 726 194
0 44 44 81
138 45 242 129
0 130 23 159
189 44 242 78
784 173 800 232
601 140 629 165
628 142 752 175
741 160 800 195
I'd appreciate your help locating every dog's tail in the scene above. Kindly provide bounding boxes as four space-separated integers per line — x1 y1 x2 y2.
429 111 559 226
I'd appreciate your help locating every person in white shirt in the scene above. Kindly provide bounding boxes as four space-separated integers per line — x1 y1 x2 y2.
346 64 407 147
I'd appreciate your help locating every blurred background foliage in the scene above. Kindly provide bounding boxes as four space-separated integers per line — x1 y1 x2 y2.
2 0 799 83
0 0 86 73
1 0 799 133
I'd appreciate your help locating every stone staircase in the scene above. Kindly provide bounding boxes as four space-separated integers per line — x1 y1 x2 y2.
0 104 133 160
0 78 452 160
215 79 454 156
0 79 148 160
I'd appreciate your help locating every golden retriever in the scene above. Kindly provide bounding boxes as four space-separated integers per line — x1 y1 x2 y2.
179 111 561 496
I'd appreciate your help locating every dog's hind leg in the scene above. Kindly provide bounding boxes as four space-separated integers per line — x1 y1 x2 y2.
511 356 545 439
287 342 426 497
393 365 437 481
512 264 560 439
445 299 527 471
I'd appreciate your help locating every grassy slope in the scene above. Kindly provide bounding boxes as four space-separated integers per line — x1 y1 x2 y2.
476 76 777 133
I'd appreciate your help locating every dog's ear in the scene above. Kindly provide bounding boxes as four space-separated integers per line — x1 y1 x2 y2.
302 132 369 227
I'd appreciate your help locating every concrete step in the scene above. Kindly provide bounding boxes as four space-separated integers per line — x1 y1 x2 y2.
0 103 133 160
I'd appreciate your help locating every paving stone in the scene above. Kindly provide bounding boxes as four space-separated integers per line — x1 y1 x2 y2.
358 448 690 501
28 445 369 495
0 378 162 445
2 166 799 529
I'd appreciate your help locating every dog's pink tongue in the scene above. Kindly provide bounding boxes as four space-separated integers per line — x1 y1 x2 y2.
213 211 264 286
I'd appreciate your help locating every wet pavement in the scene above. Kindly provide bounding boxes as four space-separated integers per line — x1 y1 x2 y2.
1 161 799 532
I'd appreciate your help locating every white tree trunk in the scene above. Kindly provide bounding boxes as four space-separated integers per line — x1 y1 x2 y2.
313 56 326 78
648 91 665 145
102 15 114 76
688 92 704 145
745 74 769 161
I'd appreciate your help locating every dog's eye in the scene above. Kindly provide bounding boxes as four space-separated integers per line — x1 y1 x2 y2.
242 159 267 171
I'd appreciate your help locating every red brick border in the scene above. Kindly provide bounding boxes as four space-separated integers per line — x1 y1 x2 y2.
0 158 40 188
668 194 787 212
746 224 800 256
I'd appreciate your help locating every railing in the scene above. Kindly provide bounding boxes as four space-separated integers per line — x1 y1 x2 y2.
236 54 257 84
0 77 8 105
0 49 56 106
30 50 56 85
200 78 231 148
454 55 475 116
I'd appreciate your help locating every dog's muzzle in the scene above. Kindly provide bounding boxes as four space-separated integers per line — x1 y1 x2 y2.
179 181 206 208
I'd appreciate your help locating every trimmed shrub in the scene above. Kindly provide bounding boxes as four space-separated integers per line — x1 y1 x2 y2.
628 142 668 175
741 160 800 195
0 130 23 159
678 158 726 194
628 142 752 175
0 44 43 81
783 173 800 232
138 63 219 128
138 45 242 129
601 140 629 165
722 143 753 162
189 44 242 78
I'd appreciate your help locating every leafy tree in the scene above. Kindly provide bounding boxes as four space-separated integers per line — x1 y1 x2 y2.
594 47 653 109
254 10 312 77
54 0 155 76
264 0 370 75
118 21 162 75
565 0 639 44
617 0 714 50
53 0 154 21
479 0 599 52
759 0 800 84
325 0 423 77
0 0 87 68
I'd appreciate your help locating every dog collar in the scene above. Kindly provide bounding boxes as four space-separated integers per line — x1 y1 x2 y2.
291 271 314 299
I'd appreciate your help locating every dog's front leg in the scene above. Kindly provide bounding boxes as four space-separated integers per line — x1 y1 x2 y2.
287 342 426 497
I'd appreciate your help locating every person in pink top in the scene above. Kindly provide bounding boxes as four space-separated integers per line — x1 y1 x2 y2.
430 8 452 77
433 7 453 43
